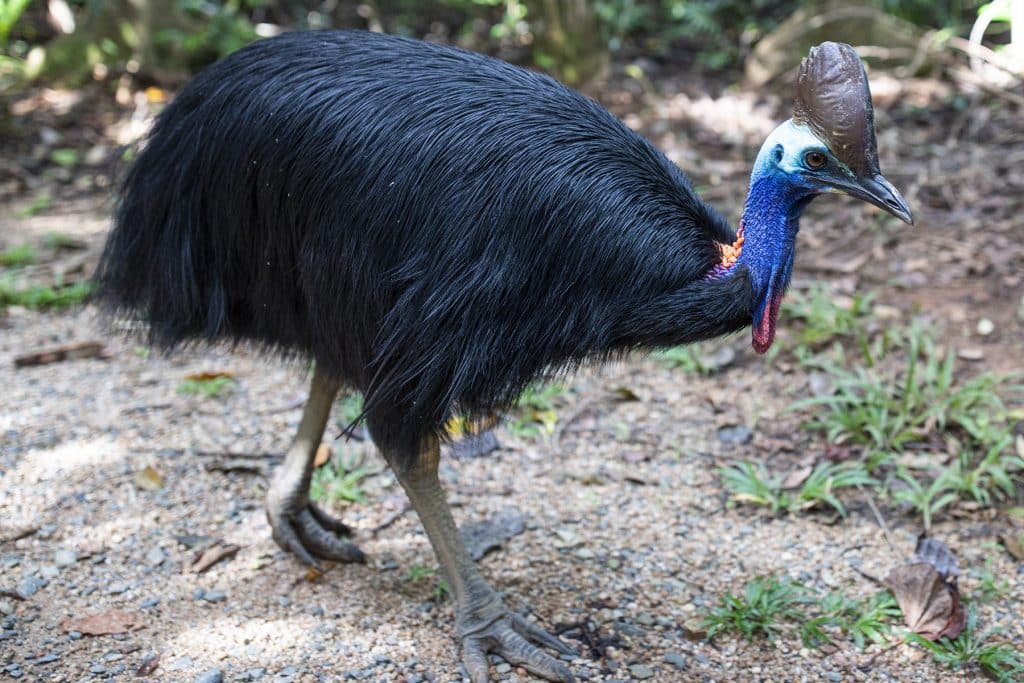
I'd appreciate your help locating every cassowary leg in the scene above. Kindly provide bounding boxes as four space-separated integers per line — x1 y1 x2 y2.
265 366 365 567
388 437 576 683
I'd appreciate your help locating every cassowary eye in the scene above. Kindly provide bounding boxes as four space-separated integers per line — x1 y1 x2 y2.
804 151 827 169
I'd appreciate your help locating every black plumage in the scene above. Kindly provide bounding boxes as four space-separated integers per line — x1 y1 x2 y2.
95 30 755 463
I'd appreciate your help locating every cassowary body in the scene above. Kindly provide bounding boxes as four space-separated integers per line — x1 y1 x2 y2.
95 31 910 682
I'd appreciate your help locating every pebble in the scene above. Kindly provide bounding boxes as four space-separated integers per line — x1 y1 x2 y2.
495 663 512 674
241 668 265 681
17 576 47 597
716 425 752 444
977 318 995 335
203 589 227 603
140 596 160 609
0 601 13 616
39 565 60 579
195 668 224 683
628 664 654 680
53 549 77 567
106 581 130 595
145 547 166 566
664 653 686 669
167 656 194 671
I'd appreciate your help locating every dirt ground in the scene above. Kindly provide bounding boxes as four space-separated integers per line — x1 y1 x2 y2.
1 58 1022 682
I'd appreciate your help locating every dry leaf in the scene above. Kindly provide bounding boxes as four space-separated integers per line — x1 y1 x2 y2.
185 370 234 381
885 563 964 640
781 465 813 490
61 610 143 635
133 466 164 491
314 443 332 468
1000 532 1024 561
191 542 240 573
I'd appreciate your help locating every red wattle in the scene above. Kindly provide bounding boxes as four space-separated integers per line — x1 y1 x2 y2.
752 290 784 354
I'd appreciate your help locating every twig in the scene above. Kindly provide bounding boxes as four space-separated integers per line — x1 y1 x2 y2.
861 485 899 553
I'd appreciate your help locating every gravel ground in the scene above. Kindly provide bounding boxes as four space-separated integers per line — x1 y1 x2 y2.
2 292 1020 682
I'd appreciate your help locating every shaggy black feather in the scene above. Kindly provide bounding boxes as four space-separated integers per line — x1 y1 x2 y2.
94 30 756 463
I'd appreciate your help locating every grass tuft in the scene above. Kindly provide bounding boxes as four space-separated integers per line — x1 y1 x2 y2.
0 278 92 310
0 243 37 267
906 608 1024 683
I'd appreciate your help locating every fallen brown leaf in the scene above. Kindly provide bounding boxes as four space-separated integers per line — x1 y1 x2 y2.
885 538 965 641
133 466 164 491
61 610 143 635
185 370 235 381
781 465 813 490
191 542 240 573
1000 532 1024 561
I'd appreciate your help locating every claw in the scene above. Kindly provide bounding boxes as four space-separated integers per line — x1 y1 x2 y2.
460 613 577 682
267 501 364 567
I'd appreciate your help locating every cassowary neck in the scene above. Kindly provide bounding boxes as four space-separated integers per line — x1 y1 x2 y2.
712 161 814 353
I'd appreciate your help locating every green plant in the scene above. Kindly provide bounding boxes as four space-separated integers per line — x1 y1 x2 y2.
0 243 36 267
971 557 1010 603
0 278 91 310
44 231 78 249
780 283 877 359
405 563 436 583
310 451 372 505
907 608 1024 683
177 375 234 397
703 576 810 641
891 469 958 531
335 392 366 429
938 432 1023 507
16 193 53 218
0 0 30 45
801 591 900 649
793 326 1018 471
720 461 873 516
508 382 567 438
658 343 713 375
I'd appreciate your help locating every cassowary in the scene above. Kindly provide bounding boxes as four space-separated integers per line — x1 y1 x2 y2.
94 32 911 682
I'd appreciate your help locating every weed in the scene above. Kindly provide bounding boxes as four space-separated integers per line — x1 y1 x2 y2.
658 344 712 375
971 557 1010 603
508 382 567 438
891 469 958 531
793 326 1018 472
780 283 877 360
720 461 873 517
0 243 36 267
703 576 810 641
43 231 78 249
177 375 234 397
335 392 365 429
0 278 91 310
15 193 52 218
405 563 435 583
939 433 1023 507
801 591 900 649
49 148 79 167
310 451 371 505
907 609 1024 683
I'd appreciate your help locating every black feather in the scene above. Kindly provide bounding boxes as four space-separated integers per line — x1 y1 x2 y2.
94 30 756 463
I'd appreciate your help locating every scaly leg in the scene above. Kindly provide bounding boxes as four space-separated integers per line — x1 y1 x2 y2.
385 435 576 682
266 366 365 567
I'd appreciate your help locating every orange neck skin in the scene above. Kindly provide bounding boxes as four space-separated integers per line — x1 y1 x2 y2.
706 222 745 280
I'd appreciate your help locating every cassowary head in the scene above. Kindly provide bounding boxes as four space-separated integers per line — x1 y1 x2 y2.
736 41 913 354
770 41 913 223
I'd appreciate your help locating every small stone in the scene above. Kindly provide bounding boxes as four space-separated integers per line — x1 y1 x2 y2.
17 576 47 597
106 581 130 595
575 547 595 559
193 588 206 601
140 596 160 609
957 348 985 361
145 548 166 566
682 617 707 641
53 549 77 567
0 601 12 616
194 668 224 683
825 673 842 682
716 425 752 444
203 589 227 603
664 653 686 669
89 664 106 674
242 668 266 681
166 656 194 671
977 318 995 336
628 664 655 679
39 565 60 579
635 613 654 626
495 663 512 674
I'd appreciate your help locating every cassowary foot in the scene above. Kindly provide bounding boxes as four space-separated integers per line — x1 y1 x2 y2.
459 604 577 683
266 488 366 568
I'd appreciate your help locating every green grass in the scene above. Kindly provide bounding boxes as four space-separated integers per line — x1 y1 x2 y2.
310 451 372 505
177 376 234 397
703 576 810 641
658 343 714 375
0 278 91 310
906 609 1024 683
508 382 568 438
779 283 878 360
704 579 901 651
43 231 78 249
334 392 365 430
15 193 52 218
0 243 36 267
720 460 874 517
792 325 1019 472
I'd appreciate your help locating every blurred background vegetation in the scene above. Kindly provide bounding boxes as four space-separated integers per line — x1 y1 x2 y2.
0 0 1017 96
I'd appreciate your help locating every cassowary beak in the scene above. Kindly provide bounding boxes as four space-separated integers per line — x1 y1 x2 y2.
828 173 914 225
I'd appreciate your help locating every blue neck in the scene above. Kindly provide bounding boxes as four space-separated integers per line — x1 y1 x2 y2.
737 170 812 304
